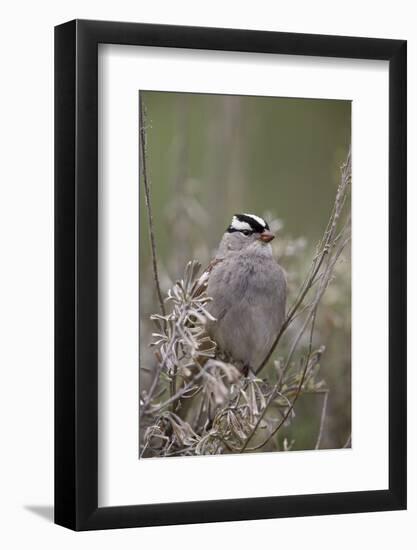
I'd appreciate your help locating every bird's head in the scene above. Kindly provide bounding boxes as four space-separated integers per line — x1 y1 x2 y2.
219 213 275 254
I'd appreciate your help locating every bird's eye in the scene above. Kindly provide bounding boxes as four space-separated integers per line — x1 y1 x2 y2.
242 230 251 236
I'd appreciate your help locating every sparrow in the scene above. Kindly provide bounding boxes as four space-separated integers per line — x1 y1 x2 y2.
204 213 287 373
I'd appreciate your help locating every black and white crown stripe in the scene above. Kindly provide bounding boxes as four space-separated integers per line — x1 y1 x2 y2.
227 213 270 234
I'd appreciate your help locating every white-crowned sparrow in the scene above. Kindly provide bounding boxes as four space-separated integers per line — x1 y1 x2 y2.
203 213 287 373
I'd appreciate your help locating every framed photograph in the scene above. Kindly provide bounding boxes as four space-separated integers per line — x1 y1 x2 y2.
55 19 406 530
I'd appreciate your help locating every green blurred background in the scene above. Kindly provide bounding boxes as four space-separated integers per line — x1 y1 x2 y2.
140 91 351 451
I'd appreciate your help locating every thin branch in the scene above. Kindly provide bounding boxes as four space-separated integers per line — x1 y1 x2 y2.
244 310 319 452
144 360 212 416
256 148 351 376
280 234 350 388
315 390 329 450
140 95 174 408
242 221 350 452
139 356 167 420
140 317 183 419
139 95 166 317
239 386 278 452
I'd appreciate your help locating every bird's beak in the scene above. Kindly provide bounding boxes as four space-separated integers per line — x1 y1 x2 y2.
259 230 275 243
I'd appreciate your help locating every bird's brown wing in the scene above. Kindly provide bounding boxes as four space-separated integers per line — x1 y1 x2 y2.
192 258 224 298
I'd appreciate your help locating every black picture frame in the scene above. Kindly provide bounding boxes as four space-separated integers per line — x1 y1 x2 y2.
55 19 407 531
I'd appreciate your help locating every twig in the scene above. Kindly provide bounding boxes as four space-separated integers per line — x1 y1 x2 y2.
243 310 319 452
314 390 329 450
145 362 209 416
239 386 278 452
139 352 169 420
139 95 166 317
280 233 350 388
256 148 351 376
242 219 350 452
140 95 175 406
140 314 186 419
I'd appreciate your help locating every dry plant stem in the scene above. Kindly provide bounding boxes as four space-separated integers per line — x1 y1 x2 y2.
139 96 166 318
276 231 350 388
139 352 170 420
140 363 163 419
256 150 351 376
238 385 280 452
146 360 210 416
243 221 350 452
315 390 329 450
140 317 185 418
140 96 177 405
141 310 190 417
143 261 217 423
243 311 318 452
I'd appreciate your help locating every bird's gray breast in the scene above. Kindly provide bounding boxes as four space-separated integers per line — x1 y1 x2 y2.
207 255 286 369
